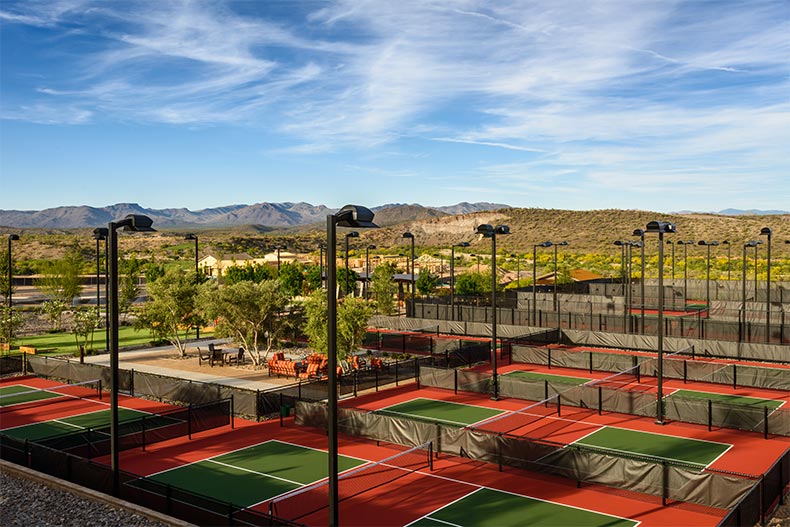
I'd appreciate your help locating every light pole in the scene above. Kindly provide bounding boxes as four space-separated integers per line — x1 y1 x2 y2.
185 234 200 339
760 228 772 343
645 221 676 425
614 240 628 328
93 228 109 349
276 245 287 272
402 232 415 316
344 232 359 297
476 224 510 401
326 205 377 527
532 242 552 326
633 229 646 330
509 253 522 287
741 241 758 342
108 215 155 496
698 241 718 319
753 240 763 288
450 242 469 321
721 241 731 282
667 240 675 282
318 243 325 289
365 244 376 299
552 241 568 314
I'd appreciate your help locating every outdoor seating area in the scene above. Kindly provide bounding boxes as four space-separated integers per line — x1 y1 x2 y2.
198 344 248 367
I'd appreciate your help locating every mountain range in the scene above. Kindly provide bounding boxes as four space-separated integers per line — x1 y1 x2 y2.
0 202 511 229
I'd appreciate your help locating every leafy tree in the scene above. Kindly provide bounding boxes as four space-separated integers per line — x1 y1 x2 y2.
416 271 439 296
224 263 274 285
370 262 398 315
278 262 304 297
454 272 489 296
72 308 101 363
145 262 166 284
198 279 289 365
40 299 69 332
303 264 322 292
135 268 202 358
337 297 375 360
0 306 24 349
37 247 83 306
302 290 328 355
0 250 11 304
337 267 359 296
119 256 144 323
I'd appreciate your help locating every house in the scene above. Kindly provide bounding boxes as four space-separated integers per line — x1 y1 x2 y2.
198 253 262 277
535 269 607 285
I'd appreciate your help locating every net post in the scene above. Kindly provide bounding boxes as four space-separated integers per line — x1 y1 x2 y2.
691 345 695 360
588 351 593 373
557 394 561 417
598 386 602 415
732 364 737 389
454 369 458 395
130 368 134 397
636 362 640 383
764 406 769 439
708 399 712 432
98 379 102 400
298 379 302 400
428 442 434 471
255 389 261 422
544 380 549 407
547 347 552 369
683 360 687 383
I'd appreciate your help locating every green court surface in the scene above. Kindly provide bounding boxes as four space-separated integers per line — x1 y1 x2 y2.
376 398 504 427
139 440 366 507
505 370 592 385
408 487 637 527
574 426 730 468
0 385 65 407
668 389 784 410
2 407 166 441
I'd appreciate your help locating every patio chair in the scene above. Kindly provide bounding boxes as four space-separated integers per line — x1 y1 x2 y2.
197 347 214 367
227 348 245 366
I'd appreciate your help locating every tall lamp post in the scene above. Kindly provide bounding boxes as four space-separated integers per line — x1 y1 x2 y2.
108 215 155 496
697 241 718 319
185 234 200 339
677 240 694 305
365 244 376 299
741 241 758 342
721 241 731 282
645 221 676 425
6 234 19 309
344 232 359 297
633 229 646 330
93 229 109 349
760 228 772 343
614 241 628 328
476 224 510 401
532 242 552 326
402 232 415 316
318 243 325 289
450 242 469 321
276 245 287 272
753 240 763 288
667 240 675 283
327 205 377 527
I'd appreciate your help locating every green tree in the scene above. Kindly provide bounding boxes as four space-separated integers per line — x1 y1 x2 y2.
303 264 322 292
134 268 201 358
37 247 83 305
0 250 11 305
0 306 24 349
40 299 69 332
416 271 439 296
198 279 289 364
72 308 101 363
337 267 359 296
454 272 489 296
370 262 398 315
337 297 375 360
145 262 166 284
224 263 274 285
278 262 304 297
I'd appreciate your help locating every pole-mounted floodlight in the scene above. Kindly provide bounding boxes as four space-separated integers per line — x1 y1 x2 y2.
477 224 511 401
365 244 376 299
532 241 552 326
185 234 200 339
108 215 155 496
666 240 675 282
633 229 646 331
93 228 109 349
450 242 469 321
344 232 359 297
677 240 694 304
327 205 377 527
645 221 676 425
760 227 772 343
741 241 759 342
402 232 415 316
753 240 763 288
92 229 107 358
697 241 718 319
614 240 628 328
318 243 326 289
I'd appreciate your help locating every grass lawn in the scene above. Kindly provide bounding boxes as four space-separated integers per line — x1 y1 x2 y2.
10 326 211 356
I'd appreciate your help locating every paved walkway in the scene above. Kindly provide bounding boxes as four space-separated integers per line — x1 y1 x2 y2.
82 338 285 392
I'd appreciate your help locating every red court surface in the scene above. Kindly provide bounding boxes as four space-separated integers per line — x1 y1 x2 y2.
117 414 727 526
346 384 789 477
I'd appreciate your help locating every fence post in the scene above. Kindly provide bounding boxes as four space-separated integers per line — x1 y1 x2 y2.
683 360 687 383
256 389 261 422
231 395 235 429
454 369 458 395
598 386 602 415
588 352 593 373
353 370 358 398
708 399 712 432
764 406 769 439
544 380 549 406
188 404 193 439
733 364 737 389
130 368 135 397
548 348 552 369
415 358 420 388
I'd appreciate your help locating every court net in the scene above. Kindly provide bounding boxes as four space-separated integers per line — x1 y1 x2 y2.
269 441 432 523
0 379 102 409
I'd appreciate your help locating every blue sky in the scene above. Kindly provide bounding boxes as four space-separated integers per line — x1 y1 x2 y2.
1 0 788 213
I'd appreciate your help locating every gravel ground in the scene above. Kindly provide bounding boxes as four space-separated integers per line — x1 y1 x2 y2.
0 467 175 527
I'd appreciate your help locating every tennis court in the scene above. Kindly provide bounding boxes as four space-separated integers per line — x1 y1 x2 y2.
137 439 367 509
572 426 731 468
666 389 785 410
376 398 504 427
408 487 639 527
504 370 592 385
0 381 100 408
